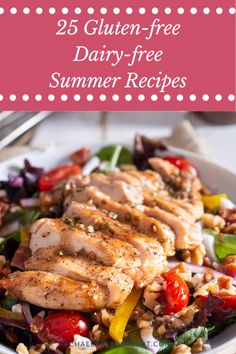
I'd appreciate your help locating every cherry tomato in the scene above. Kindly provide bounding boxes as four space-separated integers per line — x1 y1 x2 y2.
38 165 81 191
163 156 196 173
161 272 190 315
41 311 90 348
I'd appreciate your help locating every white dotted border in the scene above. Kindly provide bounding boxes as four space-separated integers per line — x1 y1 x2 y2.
0 7 234 104
0 7 235 15
0 94 235 103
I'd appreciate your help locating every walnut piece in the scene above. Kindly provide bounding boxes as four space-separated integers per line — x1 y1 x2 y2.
182 244 206 266
202 213 225 231
16 343 29 354
224 255 236 265
224 223 236 234
191 338 204 353
171 344 191 354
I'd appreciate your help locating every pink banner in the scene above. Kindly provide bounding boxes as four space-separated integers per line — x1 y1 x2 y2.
0 0 235 110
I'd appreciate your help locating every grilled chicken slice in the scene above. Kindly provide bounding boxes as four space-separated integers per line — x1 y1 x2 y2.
106 169 202 249
109 169 165 193
143 194 195 223
40 175 85 208
128 170 166 192
66 187 175 256
148 157 180 178
108 171 142 189
142 206 202 250
107 170 167 200
25 248 133 307
148 157 202 198
106 171 201 248
30 218 141 268
107 170 197 222
1 271 109 311
170 199 204 221
89 173 143 204
64 202 168 287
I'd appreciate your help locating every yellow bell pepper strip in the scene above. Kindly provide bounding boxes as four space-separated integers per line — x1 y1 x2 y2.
0 306 28 329
202 194 228 211
20 225 30 243
0 306 24 321
109 288 142 343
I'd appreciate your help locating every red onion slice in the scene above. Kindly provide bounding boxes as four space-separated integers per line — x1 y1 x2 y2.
20 198 40 208
21 302 33 325
21 305 46 344
168 261 236 285
82 157 100 176
220 198 235 210
0 220 20 237
140 327 160 353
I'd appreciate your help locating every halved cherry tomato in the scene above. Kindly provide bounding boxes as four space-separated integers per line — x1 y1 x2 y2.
40 311 90 348
161 271 190 315
163 156 196 173
38 165 81 191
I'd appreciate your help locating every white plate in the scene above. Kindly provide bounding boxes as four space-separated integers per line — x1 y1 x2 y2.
0 144 236 354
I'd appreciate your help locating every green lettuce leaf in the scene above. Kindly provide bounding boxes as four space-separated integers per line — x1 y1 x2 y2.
96 145 132 165
175 326 208 346
102 346 151 354
158 339 173 353
1 294 18 310
5 209 40 228
214 233 236 261
203 228 236 261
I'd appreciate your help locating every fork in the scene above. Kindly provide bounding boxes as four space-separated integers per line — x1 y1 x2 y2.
0 111 52 149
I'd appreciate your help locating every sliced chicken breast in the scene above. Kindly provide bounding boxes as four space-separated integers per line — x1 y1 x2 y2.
25 248 133 307
108 171 142 189
66 187 175 256
30 218 141 268
1 271 109 311
107 170 167 202
64 202 168 287
106 171 201 248
170 198 204 221
107 170 197 223
143 194 195 223
142 206 202 250
148 157 180 179
148 157 202 199
89 173 143 204
128 170 166 192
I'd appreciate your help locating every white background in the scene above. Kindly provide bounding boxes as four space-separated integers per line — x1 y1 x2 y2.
30 111 236 173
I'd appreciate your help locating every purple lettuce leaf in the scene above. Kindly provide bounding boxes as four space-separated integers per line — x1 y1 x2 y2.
133 134 168 170
23 159 44 191
0 159 44 203
194 293 232 327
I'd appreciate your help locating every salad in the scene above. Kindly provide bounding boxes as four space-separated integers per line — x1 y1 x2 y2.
0 135 236 354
